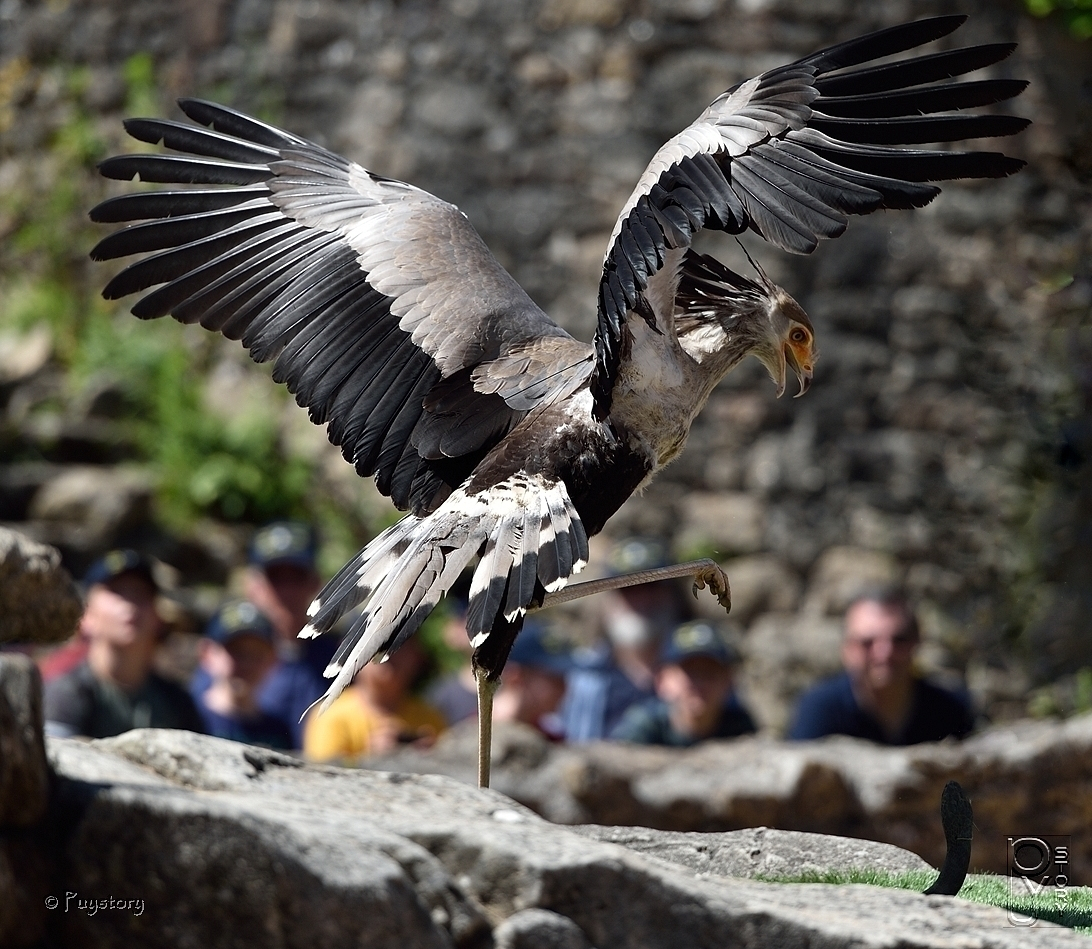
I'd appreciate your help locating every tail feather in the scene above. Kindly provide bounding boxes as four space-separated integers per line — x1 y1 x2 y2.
505 498 541 621
537 507 562 591
308 472 586 713
467 517 519 645
300 517 417 636
548 493 573 581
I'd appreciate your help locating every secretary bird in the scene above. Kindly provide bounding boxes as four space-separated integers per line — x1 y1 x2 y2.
90 15 1027 786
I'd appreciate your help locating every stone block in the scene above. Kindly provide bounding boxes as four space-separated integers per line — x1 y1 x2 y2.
0 654 49 827
0 528 82 646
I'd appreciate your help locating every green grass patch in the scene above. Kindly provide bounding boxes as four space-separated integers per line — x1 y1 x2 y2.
758 868 1092 934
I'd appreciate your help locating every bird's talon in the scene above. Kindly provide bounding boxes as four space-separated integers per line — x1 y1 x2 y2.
695 563 732 615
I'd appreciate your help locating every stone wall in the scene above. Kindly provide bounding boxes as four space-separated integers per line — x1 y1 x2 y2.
1 0 1090 725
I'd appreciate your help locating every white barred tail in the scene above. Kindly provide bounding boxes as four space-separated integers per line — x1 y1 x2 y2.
301 473 588 710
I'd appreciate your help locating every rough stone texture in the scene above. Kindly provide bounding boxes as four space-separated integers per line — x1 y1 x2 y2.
0 0 1089 727
0 831 52 949
0 327 51 386
41 729 1086 949
570 825 933 879
27 465 154 551
369 714 1092 882
0 654 52 948
0 527 81 645
0 654 50 827
493 909 593 949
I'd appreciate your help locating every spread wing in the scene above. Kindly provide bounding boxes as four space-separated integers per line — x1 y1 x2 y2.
90 99 594 515
591 14 1028 415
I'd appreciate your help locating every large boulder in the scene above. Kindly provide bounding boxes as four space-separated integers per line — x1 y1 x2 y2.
27 466 153 552
370 714 1092 882
0 528 82 645
0 654 52 948
40 729 1083 949
0 654 49 826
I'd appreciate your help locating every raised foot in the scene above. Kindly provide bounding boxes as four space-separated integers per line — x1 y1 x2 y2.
692 559 731 614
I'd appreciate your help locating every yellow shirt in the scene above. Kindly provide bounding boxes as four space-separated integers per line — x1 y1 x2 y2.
303 688 447 763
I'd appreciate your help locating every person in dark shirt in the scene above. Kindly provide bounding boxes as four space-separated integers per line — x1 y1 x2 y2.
193 601 293 750
612 620 756 746
787 589 975 745
44 550 204 739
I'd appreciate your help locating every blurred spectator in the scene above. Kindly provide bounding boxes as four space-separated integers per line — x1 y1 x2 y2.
37 628 89 683
562 538 690 742
43 550 203 739
424 597 478 726
303 638 445 762
245 520 335 678
611 620 756 746
191 520 330 746
193 601 293 750
494 623 575 740
787 589 975 744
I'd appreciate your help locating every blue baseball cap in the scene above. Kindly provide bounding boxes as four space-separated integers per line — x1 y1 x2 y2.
205 600 275 645
248 521 317 570
508 623 576 676
83 549 158 592
661 621 741 666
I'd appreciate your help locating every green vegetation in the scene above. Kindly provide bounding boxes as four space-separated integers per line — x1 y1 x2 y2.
0 54 373 547
1026 0 1092 39
1029 666 1092 719
759 868 1092 935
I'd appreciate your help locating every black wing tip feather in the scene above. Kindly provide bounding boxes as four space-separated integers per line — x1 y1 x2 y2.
804 15 968 74
176 97 304 151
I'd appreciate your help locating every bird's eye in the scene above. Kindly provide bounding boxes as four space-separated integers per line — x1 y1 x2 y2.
789 328 809 343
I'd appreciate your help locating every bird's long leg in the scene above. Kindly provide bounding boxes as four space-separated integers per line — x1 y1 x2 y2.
535 558 731 614
472 560 727 790
475 668 500 789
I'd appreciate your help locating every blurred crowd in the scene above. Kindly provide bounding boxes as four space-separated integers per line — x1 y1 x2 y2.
27 525 975 764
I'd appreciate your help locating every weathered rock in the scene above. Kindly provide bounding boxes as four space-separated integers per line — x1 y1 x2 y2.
42 729 1085 948
740 611 844 733
677 492 766 556
0 831 52 949
0 327 51 386
0 528 82 645
801 546 902 617
27 466 153 550
371 714 1092 882
493 909 593 949
0 654 52 947
570 825 932 879
0 654 49 826
0 462 67 522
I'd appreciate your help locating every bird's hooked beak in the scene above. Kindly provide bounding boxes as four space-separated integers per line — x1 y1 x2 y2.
741 274 815 399
770 291 815 398
781 332 814 398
